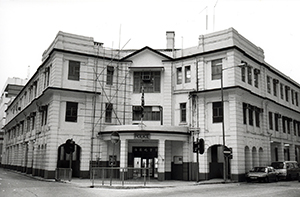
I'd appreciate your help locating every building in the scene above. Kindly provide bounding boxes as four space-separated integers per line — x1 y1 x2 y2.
0 77 27 165
2 28 300 181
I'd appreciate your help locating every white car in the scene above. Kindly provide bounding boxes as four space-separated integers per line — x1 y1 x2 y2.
245 166 279 183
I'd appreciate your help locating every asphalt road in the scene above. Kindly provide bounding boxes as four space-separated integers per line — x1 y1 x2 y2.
1 168 300 197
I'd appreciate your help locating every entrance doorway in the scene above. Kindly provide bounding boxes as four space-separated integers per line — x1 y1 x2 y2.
132 147 158 178
208 145 231 179
57 144 81 177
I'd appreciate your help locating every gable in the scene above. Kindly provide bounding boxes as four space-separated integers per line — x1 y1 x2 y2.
122 47 172 67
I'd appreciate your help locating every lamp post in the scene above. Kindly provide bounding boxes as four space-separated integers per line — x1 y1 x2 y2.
220 62 246 182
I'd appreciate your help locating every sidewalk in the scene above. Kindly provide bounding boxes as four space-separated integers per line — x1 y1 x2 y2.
7 169 236 189
65 177 235 189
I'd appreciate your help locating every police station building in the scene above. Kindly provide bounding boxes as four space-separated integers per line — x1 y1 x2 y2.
2 28 300 182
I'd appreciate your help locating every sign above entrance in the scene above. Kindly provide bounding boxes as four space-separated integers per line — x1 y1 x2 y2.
134 133 150 140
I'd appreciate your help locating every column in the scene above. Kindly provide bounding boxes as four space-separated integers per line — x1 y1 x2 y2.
158 139 165 181
119 139 128 179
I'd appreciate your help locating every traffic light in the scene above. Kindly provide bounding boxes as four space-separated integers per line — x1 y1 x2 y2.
193 138 205 154
198 138 205 154
193 141 198 153
65 139 75 154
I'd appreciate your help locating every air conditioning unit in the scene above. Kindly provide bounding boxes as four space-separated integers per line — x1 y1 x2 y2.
142 75 151 81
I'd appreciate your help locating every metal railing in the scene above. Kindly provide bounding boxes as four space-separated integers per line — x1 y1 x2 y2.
55 168 72 181
90 167 153 187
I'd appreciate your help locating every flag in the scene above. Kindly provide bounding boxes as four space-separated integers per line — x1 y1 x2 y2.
141 86 144 118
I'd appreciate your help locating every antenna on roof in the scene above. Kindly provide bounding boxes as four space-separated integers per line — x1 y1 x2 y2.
26 65 30 80
199 6 208 32
213 0 219 31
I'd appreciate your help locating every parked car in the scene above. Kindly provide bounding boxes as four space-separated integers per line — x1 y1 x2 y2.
245 166 278 183
271 161 300 180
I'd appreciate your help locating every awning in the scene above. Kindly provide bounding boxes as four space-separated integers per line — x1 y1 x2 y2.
128 66 164 71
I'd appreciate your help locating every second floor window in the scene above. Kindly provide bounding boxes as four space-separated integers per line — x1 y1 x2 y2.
177 67 182 84
247 67 252 85
65 102 78 122
241 66 246 82
273 79 278 96
180 103 187 122
274 113 280 131
44 67 50 88
211 59 222 80
280 83 284 99
68 60 80 81
106 66 114 85
133 71 160 93
212 102 223 123
105 103 113 123
185 66 191 83
269 112 273 130
132 106 161 121
267 76 271 94
254 69 260 88
285 86 290 102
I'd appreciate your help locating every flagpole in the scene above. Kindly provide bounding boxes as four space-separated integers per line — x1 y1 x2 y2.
141 86 144 125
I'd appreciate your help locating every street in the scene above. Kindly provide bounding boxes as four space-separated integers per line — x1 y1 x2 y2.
1 168 300 197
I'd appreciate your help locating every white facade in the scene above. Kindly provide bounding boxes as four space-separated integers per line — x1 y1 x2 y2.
2 28 300 181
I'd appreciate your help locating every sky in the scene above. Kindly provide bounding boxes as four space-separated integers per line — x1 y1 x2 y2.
1 0 300 90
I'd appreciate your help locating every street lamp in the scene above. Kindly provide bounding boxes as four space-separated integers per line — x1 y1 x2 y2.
220 62 247 182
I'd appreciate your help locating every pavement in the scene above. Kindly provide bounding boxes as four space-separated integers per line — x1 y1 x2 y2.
55 177 236 189
7 169 236 189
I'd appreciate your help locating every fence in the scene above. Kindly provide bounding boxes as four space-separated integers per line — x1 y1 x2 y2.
55 168 72 181
90 167 153 187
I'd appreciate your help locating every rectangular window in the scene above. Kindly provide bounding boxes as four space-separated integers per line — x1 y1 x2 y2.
295 92 299 106
65 102 78 122
293 120 297 136
248 105 253 126
255 108 260 127
133 71 161 93
132 106 161 121
254 69 259 88
282 117 286 133
287 118 291 134
40 105 48 126
31 115 35 130
20 121 24 135
211 59 222 80
26 117 30 132
247 67 252 85
285 86 290 102
280 83 284 99
273 79 278 96
267 76 271 94
105 103 113 123
185 66 191 83
269 112 273 130
291 90 295 105
243 103 247 124
213 102 223 123
44 67 50 88
180 103 187 122
68 60 80 81
176 67 182 84
241 67 246 82
298 122 300 137
274 113 279 131
106 66 114 85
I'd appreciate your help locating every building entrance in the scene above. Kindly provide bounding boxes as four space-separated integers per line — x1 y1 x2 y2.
132 147 158 178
